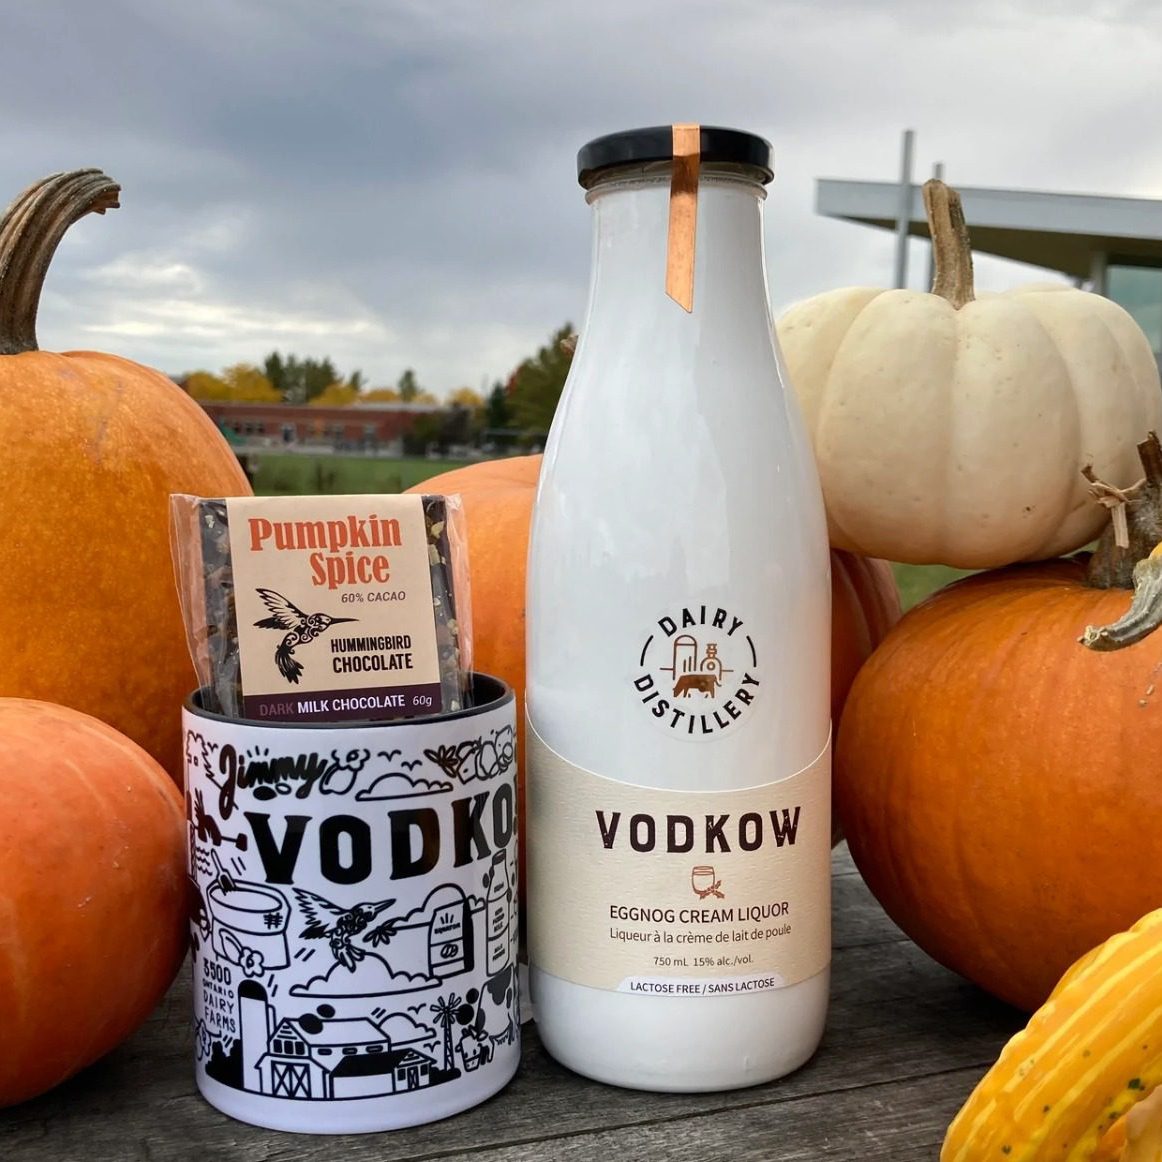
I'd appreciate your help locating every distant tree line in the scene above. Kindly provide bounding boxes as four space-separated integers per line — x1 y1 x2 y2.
181 357 440 408
177 323 575 455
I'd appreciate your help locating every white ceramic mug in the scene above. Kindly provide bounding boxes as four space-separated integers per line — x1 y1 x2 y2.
182 673 519 1133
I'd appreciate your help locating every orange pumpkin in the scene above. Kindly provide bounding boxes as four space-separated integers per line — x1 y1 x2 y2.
0 170 252 780
836 547 1162 1011
407 456 535 873
410 453 902 873
0 699 188 1106
829 548 903 727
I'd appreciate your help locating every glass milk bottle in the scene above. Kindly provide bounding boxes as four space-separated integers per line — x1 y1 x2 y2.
525 125 832 1092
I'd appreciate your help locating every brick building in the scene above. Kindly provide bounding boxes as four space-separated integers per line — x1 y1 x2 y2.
196 400 442 452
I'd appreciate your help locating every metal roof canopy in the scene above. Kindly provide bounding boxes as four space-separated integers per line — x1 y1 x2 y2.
816 179 1162 278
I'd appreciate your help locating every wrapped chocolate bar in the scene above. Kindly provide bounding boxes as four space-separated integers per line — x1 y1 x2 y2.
170 492 472 722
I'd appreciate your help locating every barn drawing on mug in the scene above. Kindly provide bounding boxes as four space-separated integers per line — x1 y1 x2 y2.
205 974 516 1099
233 981 439 1099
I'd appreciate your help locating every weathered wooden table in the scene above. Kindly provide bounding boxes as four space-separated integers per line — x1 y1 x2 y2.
2 847 1024 1160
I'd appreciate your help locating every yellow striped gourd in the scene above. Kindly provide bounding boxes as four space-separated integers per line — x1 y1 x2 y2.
1091 1086 1162 1161
942 908 1162 1160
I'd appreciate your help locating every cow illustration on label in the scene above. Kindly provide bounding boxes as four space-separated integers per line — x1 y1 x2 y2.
670 639 728 698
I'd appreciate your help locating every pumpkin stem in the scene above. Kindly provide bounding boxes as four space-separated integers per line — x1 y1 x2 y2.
1080 432 1162 650
0 169 121 356
1080 544 1162 650
924 179 975 309
1084 432 1162 591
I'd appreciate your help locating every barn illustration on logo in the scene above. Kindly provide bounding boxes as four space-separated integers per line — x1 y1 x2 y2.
666 638 730 698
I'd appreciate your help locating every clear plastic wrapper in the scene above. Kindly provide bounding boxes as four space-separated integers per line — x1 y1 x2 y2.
170 492 473 723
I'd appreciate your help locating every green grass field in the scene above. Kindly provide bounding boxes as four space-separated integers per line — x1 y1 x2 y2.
246 451 971 610
248 452 465 496
891 563 976 610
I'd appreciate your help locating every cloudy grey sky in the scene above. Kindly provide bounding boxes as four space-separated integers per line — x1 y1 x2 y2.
2 0 1161 396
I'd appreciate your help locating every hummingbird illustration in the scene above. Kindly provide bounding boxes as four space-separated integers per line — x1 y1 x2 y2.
293 888 397 971
253 588 357 684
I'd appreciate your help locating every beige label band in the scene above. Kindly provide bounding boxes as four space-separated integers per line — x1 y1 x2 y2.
665 123 700 312
526 717 831 995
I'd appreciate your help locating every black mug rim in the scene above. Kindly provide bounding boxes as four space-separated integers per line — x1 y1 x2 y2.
184 671 514 730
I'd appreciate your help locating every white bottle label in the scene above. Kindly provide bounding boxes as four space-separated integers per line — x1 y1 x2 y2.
527 718 831 996
631 603 760 739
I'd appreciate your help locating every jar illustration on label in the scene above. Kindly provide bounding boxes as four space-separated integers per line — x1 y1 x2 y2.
690 866 723 901
526 124 833 1094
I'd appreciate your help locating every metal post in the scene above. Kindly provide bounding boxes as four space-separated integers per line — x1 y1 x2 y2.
893 129 915 289
925 160 944 291
1089 249 1108 296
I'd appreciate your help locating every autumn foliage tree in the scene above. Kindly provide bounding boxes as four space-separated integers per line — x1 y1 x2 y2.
309 382 362 407
448 386 484 409
224 364 281 400
182 371 228 401
506 323 574 436
183 364 280 403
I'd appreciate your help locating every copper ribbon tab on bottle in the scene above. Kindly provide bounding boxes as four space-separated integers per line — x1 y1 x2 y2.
665 123 700 312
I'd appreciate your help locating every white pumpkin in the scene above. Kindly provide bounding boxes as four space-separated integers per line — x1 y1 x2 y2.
776 181 1162 568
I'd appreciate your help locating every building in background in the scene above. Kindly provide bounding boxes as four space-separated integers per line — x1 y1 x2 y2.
816 178 1162 371
196 400 442 454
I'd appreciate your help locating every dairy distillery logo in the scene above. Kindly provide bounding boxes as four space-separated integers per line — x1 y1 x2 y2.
632 605 760 738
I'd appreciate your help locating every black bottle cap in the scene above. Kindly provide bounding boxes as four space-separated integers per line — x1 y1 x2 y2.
577 125 774 188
